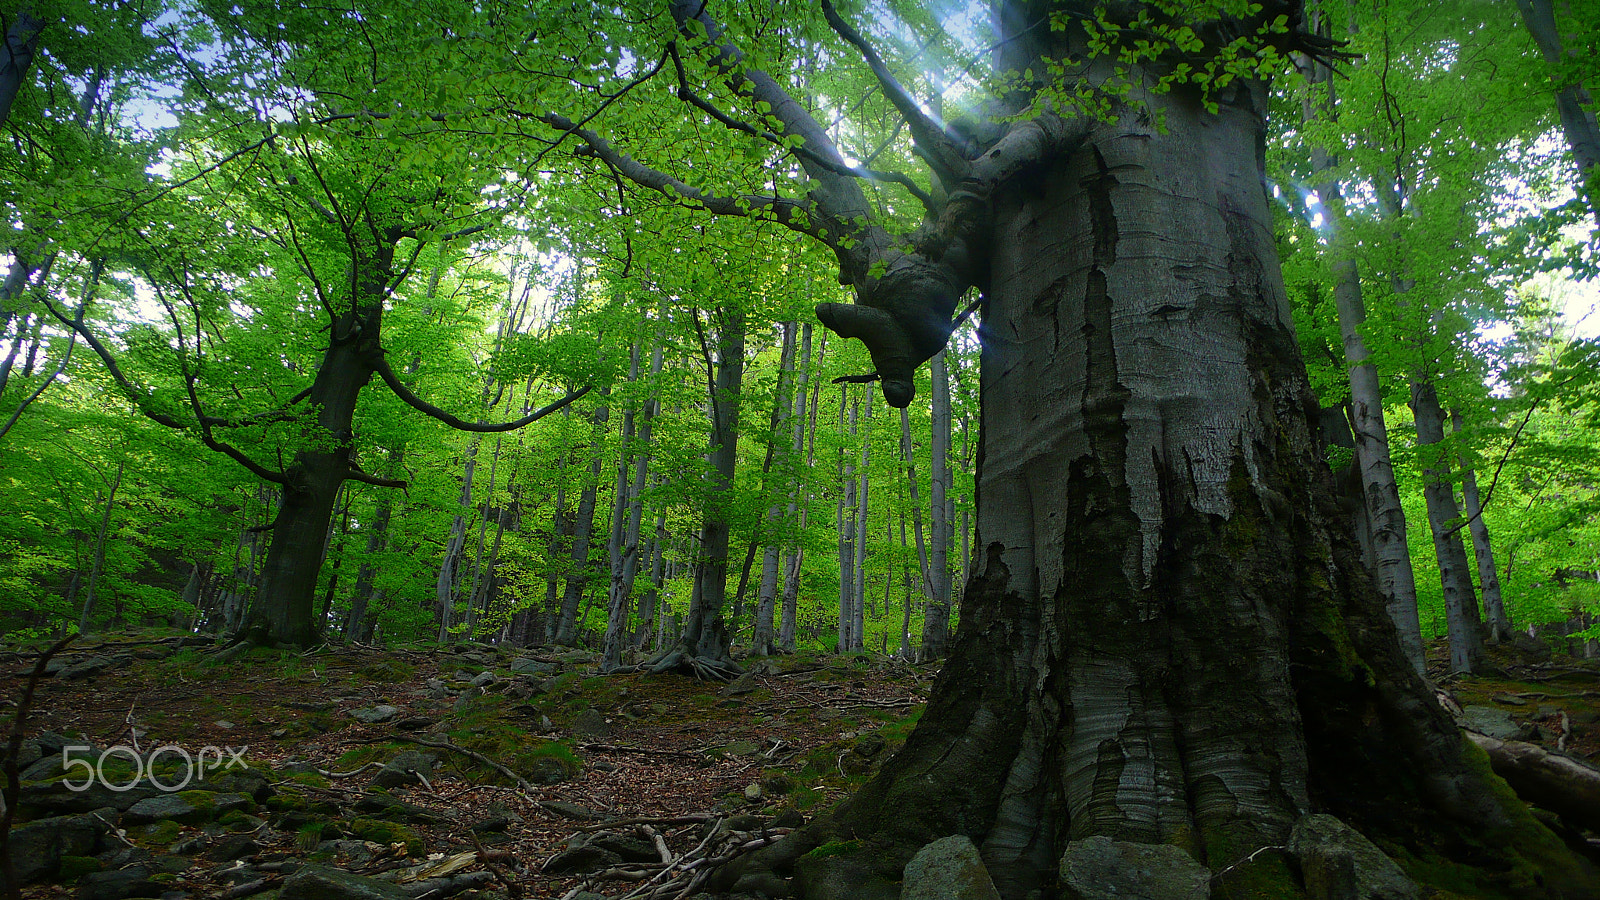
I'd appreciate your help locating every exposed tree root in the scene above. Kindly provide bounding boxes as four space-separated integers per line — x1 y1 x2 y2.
1468 731 1600 833
644 649 743 683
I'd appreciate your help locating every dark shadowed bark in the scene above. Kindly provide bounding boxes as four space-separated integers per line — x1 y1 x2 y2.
1516 0 1600 228
1452 407 1512 643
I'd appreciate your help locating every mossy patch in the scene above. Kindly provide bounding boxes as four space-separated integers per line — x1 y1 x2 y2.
806 839 864 859
348 817 423 856
131 819 184 845
58 855 101 881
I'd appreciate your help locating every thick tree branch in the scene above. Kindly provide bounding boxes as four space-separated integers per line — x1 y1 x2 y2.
666 42 935 213
818 0 971 189
539 112 841 246
374 351 591 432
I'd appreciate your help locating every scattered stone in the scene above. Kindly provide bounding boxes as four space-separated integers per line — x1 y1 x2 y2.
124 790 249 825
716 740 760 757
6 811 108 882
762 773 794 796
20 776 161 815
1059 836 1210 900
902 835 1001 900
370 751 438 790
544 835 624 875
590 831 661 864
61 656 114 681
527 755 576 785
1491 693 1527 707
511 657 555 676
568 708 610 738
215 719 237 728
853 732 886 758
540 800 608 821
1289 814 1420 900
1458 705 1521 740
394 716 435 731
281 863 410 900
205 834 262 862
470 670 499 688
74 865 161 900
353 791 448 825
471 814 511 833
350 705 400 724
720 671 759 696
772 808 806 829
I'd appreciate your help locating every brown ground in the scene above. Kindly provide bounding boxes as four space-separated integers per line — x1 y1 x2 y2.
2 631 1596 898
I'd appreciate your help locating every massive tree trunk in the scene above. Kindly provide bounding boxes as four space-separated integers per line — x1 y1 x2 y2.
718 45 1595 900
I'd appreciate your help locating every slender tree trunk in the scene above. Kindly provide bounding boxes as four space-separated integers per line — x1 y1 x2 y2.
554 401 610 646
901 405 936 616
852 395 871 650
347 450 400 642
462 435 504 637
1410 378 1486 673
920 349 955 661
435 439 479 642
603 337 661 670
1516 0 1600 228
837 389 857 652
1451 407 1511 642
318 490 351 629
651 309 745 679
779 327 819 652
0 8 43 128
634 511 667 648
76 455 124 634
753 322 799 656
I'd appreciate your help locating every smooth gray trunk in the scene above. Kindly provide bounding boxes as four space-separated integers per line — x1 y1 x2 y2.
851 394 872 649
836 389 857 652
602 337 661 670
1516 0 1600 227
753 322 798 655
554 402 610 646
1409 378 1485 673
779 327 819 651
1451 407 1511 642
435 439 479 642
76 455 124 634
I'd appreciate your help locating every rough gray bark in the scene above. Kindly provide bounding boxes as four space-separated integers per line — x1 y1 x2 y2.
1452 407 1512 643
1409 378 1486 674
1516 0 1600 227
650 309 745 680
585 1 1596 894
900 405 936 641
921 349 954 661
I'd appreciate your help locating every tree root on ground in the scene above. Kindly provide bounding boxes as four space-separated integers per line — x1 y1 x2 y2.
1467 730 1600 833
644 649 743 683
551 817 793 900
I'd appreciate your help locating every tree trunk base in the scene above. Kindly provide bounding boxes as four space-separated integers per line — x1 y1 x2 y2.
645 648 744 683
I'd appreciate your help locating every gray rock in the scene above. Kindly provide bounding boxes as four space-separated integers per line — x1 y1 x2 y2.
350 705 400 724
124 790 248 825
544 836 623 875
527 755 574 785
1458 705 1521 740
370 751 438 790
902 835 1001 900
510 657 555 676
1059 836 1210 900
1288 814 1420 900
571 708 612 738
470 670 498 687
74 866 160 900
281 863 410 900
19 776 161 815
720 671 759 696
7 811 107 882
590 832 661 864
1510 632 1552 662
61 656 114 681
540 800 607 821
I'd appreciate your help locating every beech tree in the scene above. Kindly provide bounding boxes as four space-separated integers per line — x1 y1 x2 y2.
544 0 1598 894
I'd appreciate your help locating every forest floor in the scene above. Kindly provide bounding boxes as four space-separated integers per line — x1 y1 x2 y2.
0 631 1596 899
